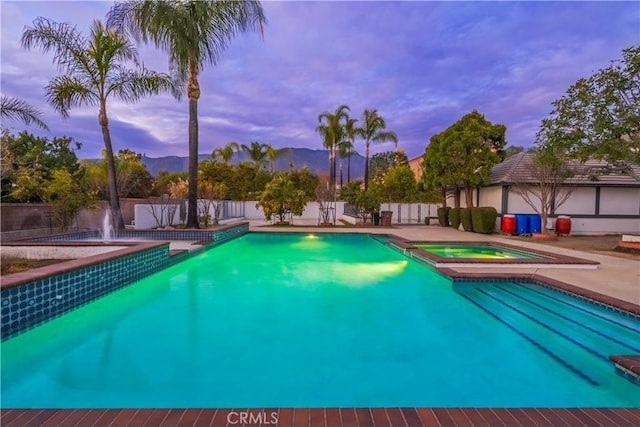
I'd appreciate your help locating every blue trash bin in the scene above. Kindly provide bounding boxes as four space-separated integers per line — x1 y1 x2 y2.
527 214 542 234
515 214 528 235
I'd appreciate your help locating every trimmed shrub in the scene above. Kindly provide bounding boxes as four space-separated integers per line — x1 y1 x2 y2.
449 207 461 230
460 207 473 232
471 206 498 234
437 207 451 227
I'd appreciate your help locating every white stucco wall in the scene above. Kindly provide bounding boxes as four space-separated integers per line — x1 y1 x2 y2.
555 187 596 215
599 187 640 215
134 204 181 230
478 187 503 212
506 191 538 214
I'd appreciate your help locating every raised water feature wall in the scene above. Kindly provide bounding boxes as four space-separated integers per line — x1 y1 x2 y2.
1 222 249 340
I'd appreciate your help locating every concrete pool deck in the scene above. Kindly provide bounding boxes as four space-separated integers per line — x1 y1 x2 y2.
250 223 640 305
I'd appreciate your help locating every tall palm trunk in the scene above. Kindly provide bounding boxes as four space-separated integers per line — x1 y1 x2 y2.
347 147 351 183
364 141 370 190
186 59 200 229
98 101 125 229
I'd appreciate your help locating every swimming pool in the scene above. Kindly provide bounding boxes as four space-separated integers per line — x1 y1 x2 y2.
414 243 548 259
2 233 639 408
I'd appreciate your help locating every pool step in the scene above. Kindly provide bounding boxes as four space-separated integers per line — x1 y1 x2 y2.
610 355 640 385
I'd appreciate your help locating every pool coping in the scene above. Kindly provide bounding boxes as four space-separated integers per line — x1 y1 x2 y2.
1 407 639 426
387 238 600 268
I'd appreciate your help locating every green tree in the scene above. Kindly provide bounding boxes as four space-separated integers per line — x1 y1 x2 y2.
155 170 188 195
339 180 383 223
439 110 506 207
341 117 359 184
234 163 270 200
87 149 155 199
317 105 350 191
44 168 96 230
504 145 525 158
357 109 398 190
0 95 49 130
212 141 239 164
382 165 418 203
265 145 290 174
369 149 409 183
289 167 319 201
22 18 178 229
241 141 269 169
421 132 453 206
108 0 266 229
1 130 82 202
257 172 307 223
537 46 640 165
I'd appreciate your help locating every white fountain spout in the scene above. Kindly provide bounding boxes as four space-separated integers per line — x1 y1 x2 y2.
102 211 113 242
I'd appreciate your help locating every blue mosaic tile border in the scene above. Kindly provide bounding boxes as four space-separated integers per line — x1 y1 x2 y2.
26 222 249 243
214 222 249 243
1 223 250 340
28 230 217 242
1 244 169 341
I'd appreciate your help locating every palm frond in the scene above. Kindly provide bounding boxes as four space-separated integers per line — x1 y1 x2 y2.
45 75 96 118
107 66 182 101
0 95 49 130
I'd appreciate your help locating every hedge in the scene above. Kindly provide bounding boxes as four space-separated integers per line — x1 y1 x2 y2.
460 207 473 232
437 207 451 227
471 206 498 234
449 207 461 230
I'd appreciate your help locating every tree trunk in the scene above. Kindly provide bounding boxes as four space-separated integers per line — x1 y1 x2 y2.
185 60 200 229
98 102 124 230
347 148 351 183
464 182 474 207
454 187 461 209
364 141 370 190
441 187 447 208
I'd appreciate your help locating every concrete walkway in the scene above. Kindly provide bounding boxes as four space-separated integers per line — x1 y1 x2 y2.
249 222 640 305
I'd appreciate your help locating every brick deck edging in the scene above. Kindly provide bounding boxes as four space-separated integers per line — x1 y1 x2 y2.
1 408 639 427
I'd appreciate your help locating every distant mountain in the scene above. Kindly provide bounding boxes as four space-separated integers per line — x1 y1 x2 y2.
140 148 366 180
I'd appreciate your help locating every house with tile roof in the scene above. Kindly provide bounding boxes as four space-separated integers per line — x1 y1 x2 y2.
452 153 640 235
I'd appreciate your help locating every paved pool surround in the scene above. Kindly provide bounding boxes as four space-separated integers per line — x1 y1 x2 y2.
0 222 249 340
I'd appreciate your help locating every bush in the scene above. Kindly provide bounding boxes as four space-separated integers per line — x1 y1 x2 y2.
449 207 461 230
471 207 498 234
437 207 451 227
460 207 473 231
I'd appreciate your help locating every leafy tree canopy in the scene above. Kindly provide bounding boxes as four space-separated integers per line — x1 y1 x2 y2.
537 46 640 165
422 110 506 207
1 130 82 202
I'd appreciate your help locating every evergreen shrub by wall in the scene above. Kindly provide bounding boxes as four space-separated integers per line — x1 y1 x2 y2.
449 207 461 230
460 207 473 232
471 206 498 234
437 207 451 227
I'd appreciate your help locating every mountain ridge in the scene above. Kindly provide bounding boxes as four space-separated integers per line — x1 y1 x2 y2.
138 147 367 179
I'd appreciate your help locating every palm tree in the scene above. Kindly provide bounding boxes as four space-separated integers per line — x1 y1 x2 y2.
241 141 268 169
212 141 239 164
21 18 178 229
358 109 398 190
316 104 350 191
343 117 358 183
265 145 289 174
0 95 49 130
107 1 266 229
337 140 355 187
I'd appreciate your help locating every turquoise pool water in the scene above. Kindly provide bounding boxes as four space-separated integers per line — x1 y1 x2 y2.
2 233 639 408
415 243 548 259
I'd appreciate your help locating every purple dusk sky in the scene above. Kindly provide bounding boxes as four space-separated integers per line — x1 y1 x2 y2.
1 1 638 160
